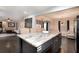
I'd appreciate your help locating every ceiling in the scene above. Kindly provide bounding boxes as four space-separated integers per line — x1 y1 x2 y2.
0 6 75 21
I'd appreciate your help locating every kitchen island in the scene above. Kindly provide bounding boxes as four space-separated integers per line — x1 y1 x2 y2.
18 32 61 53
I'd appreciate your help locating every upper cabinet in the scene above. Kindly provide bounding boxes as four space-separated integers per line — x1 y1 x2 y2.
25 18 32 28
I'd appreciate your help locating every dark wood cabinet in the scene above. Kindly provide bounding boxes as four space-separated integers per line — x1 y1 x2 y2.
22 39 37 53
19 34 61 53
0 35 20 53
51 34 61 53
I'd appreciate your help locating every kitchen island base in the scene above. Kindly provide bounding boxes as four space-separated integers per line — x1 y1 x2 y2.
18 33 61 53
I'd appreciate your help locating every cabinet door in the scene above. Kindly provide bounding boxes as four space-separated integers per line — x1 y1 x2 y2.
38 39 52 53
51 34 61 53
52 38 59 52
22 39 37 53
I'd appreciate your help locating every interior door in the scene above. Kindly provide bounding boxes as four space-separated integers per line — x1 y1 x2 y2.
0 22 2 28
58 20 67 36
0 22 2 33
58 21 61 32
77 19 79 52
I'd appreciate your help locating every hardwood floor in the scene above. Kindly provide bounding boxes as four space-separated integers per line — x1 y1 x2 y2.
61 36 76 53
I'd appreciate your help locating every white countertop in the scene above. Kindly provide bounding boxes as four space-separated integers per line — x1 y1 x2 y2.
17 32 60 47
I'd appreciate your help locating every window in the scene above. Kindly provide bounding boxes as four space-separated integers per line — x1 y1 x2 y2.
67 20 70 31
25 18 32 28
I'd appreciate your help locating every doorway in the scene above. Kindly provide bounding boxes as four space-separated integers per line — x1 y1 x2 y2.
58 21 61 32
58 20 76 53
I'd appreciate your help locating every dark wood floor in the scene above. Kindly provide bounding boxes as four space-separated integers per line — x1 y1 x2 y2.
61 36 76 53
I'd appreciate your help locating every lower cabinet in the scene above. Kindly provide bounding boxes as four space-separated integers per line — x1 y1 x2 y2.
21 34 62 53
0 36 20 53
22 40 37 53
21 39 51 53
51 34 61 53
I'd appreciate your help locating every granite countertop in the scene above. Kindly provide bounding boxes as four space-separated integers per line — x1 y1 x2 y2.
17 32 60 47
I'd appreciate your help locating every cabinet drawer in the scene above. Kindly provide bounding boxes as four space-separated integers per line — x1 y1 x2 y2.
37 39 52 53
51 34 61 53
22 39 37 53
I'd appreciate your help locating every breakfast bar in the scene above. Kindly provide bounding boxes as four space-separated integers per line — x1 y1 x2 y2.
18 32 61 53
